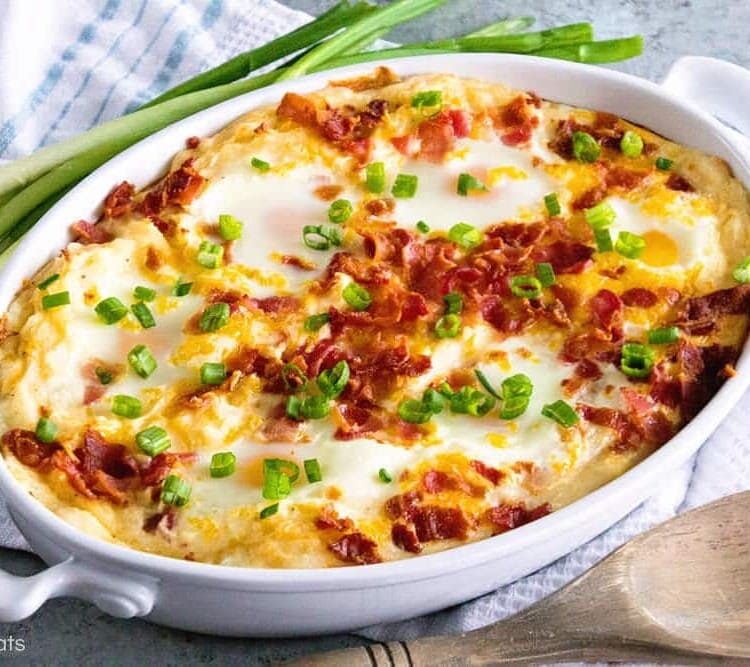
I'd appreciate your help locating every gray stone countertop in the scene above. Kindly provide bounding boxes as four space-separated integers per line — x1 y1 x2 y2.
1 0 748 664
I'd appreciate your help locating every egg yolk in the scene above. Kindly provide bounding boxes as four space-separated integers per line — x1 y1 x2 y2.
640 230 679 267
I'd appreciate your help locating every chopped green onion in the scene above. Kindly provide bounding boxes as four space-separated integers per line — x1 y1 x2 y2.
128 344 158 379
571 131 601 163
201 362 227 386
535 262 556 287
510 275 543 299
438 382 454 399
544 192 561 217
392 173 418 198
281 363 309 393
448 222 482 249
161 474 191 506
615 231 646 259
112 394 142 419
421 388 444 414
35 417 58 444
172 278 192 297
37 273 60 290
365 161 386 193
474 369 502 399
94 296 127 323
135 426 171 456
594 228 613 252
262 458 298 499
620 130 644 158
218 213 243 241
655 156 673 170
457 173 488 196
251 157 270 172
199 302 230 333
328 199 352 224
304 458 322 483
95 366 113 385
302 224 342 251
416 220 430 234
286 395 302 420
500 396 530 420
411 90 442 109
133 285 156 302
398 398 433 424
131 302 156 329
620 342 655 378
210 451 237 478
647 326 680 345
304 312 330 332
502 373 534 399
435 313 461 338
378 468 393 483
542 399 580 427
300 395 331 420
449 386 496 417
317 360 350 398
443 291 463 314
197 240 223 269
42 291 70 310
585 201 616 229
343 282 371 311
260 503 279 519
733 257 750 283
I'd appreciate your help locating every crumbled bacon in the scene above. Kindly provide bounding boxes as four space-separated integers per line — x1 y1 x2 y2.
258 415 303 443
186 136 201 149
313 184 344 202
416 111 457 162
384 490 422 520
140 159 205 217
281 255 316 271
621 288 658 308
549 116 624 159
532 241 594 274
679 284 750 321
321 252 392 288
247 296 300 315
102 181 135 219
328 531 381 565
391 522 422 553
470 459 505 485
487 502 551 535
572 185 607 211
71 220 114 244
666 173 694 192
2 429 56 467
493 95 539 147
143 509 176 533
589 289 623 333
315 504 354 532
411 505 471 542
422 470 483 496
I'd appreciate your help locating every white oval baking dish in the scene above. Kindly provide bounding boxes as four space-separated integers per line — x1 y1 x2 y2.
0 53 749 636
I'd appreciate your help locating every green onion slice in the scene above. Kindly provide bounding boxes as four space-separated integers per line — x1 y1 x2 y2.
128 344 158 379
131 302 156 329
510 275 543 299
449 386 496 417
535 262 556 287
302 224 342 251
571 131 601 163
161 474 191 506
416 220 430 234
133 285 156 302
282 363 309 393
210 451 237 478
378 468 393 483
365 161 386 194
95 366 113 385
343 282 371 311
112 394 143 419
95 296 127 323
398 398 433 424
135 426 171 456
421 388 444 415
199 302 230 333
585 201 616 229
328 199 353 224
448 222 482 250
172 278 193 297
218 214 243 241
304 458 323 483
655 156 673 170
620 130 644 158
286 395 302 420
260 503 279 519
502 373 533 399
733 257 750 284
435 313 461 338
251 157 270 172
647 326 680 345
392 173 418 198
262 458 298 499
317 360 350 398
42 291 71 310
300 395 331 420
411 90 442 110
499 396 530 420
544 192 561 216
443 291 463 314
197 240 224 269
620 342 655 378
457 173 488 196
541 399 580 427
35 417 58 444
474 369 502 399
594 228 613 252
201 362 227 386
37 273 60 290
615 231 646 259
304 312 330 332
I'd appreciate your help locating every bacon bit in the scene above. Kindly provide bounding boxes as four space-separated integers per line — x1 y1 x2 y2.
621 288 658 308
422 470 483 496
485 221 547 247
102 181 135 219
140 160 205 217
281 255 316 271
150 216 176 237
417 112 456 162
145 246 163 271
143 509 176 533
2 429 56 467
315 504 354 532
561 330 622 364
649 362 681 408
487 502 551 535
606 165 648 191
549 116 624 160
313 184 344 202
384 490 422 520
658 287 681 306
448 109 472 138
572 185 607 211
330 66 399 91
71 220 114 244
83 385 107 406
391 522 422 553
723 363 737 378
333 402 383 441
480 295 535 336
589 289 623 333
277 92 318 127
680 284 750 321
676 340 738 419
532 241 594 274
470 459 505 485
186 136 201 149
390 134 419 157
247 295 300 315
666 173 694 192
494 95 538 147
364 197 396 217
411 505 471 542
562 359 603 396
328 531 381 565
140 452 181 487
321 251 392 288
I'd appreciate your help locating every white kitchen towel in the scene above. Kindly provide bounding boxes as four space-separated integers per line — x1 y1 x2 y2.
0 0 748 645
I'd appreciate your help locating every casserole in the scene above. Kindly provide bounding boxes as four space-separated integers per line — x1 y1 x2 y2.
0 53 749 635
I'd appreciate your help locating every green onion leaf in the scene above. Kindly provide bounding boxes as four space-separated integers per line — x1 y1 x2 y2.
201 362 227 386
571 131 601 163
655 156 673 171
620 342 655 378
499 396 530 420
416 220 430 234
35 417 58 444
343 282 372 311
392 173 418 198
620 130 644 158
286 395 302 420
449 386 496 417
365 161 386 194
218 214 243 241
197 240 224 269
300 395 331 420
133 285 156 302
435 313 461 338
95 296 127 324
37 273 60 290
42 291 71 310
128 344 158 379
398 398 433 424
95 366 113 385
543 192 561 217
304 458 323 483
135 426 171 456
161 474 191 506
733 257 750 283
474 369 502 399
378 468 393 483
210 451 237 478
457 172 488 196
615 231 646 259
502 373 533 399
585 201 616 229
541 399 579 427
112 394 142 419
422 388 444 414
304 312 330 332
448 222 482 249
535 262 556 287
411 90 442 109
131 302 156 329
281 363 309 393
443 291 463 314
302 224 342 251
172 278 193 297
510 275 543 299
260 503 279 519
594 228 613 252
199 302 230 333
317 360 350 398
328 199 353 224
262 458 298 499
647 326 680 345
251 157 270 172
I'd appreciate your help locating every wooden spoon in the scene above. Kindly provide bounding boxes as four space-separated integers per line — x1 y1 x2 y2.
286 491 750 666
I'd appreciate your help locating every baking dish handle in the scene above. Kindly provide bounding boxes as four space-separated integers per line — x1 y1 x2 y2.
0 557 157 622
661 56 750 142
